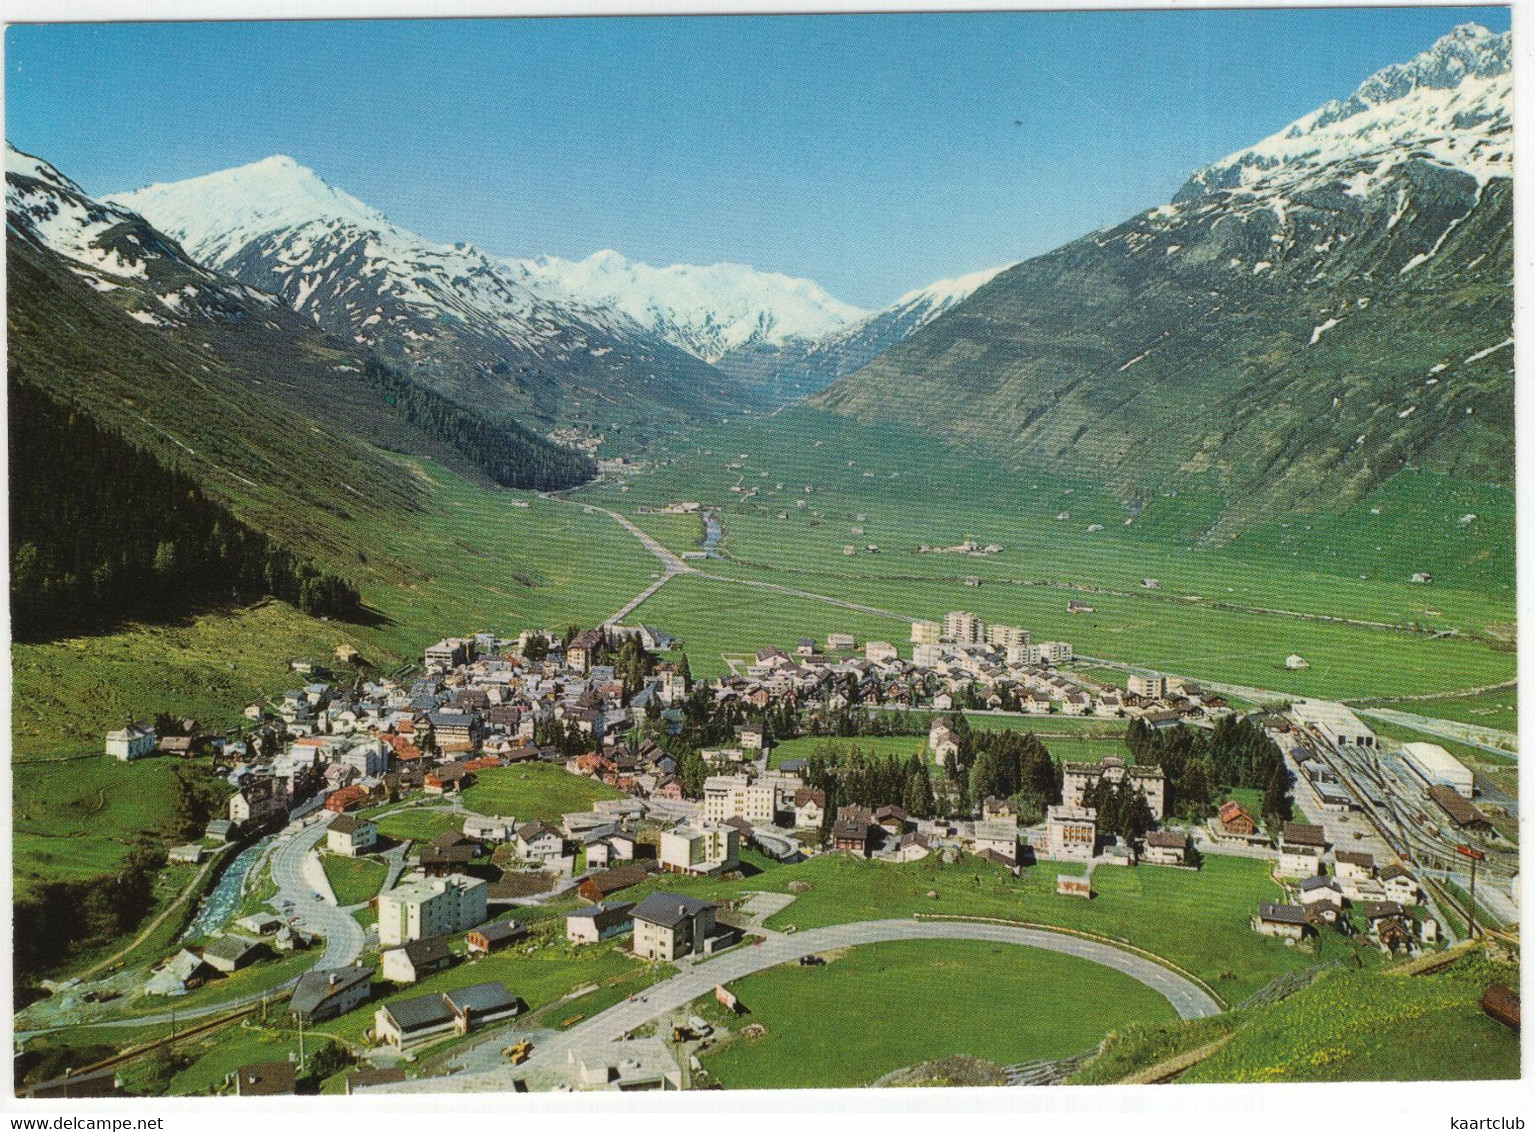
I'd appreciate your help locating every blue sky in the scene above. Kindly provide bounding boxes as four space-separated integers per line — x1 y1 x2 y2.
6 8 1511 307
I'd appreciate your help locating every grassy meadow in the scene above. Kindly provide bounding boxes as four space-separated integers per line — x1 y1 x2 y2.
698 938 1177 1089
320 855 390 907
459 763 624 824
594 408 1514 699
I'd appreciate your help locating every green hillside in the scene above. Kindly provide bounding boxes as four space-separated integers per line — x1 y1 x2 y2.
814 168 1512 533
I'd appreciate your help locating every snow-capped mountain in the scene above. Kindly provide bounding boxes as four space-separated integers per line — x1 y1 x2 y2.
108 157 751 427
816 23 1513 530
506 249 867 364
732 263 1014 403
7 144 283 329
1180 22 1509 202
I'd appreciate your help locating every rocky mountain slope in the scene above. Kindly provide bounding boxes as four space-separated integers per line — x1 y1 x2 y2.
8 146 593 574
110 157 751 432
747 264 1013 402
814 23 1513 532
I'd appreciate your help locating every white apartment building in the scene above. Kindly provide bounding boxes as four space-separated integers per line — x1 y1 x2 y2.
377 875 488 947
659 822 741 876
1127 671 1168 700
702 775 780 824
913 643 943 667
986 624 1031 650
910 620 942 646
1024 640 1068 664
942 611 985 644
1007 643 1043 666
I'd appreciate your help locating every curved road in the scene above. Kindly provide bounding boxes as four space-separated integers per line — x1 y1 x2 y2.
269 818 368 970
19 819 368 1038
373 917 1218 1093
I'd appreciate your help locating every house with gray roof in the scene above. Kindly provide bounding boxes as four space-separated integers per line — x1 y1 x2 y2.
290 965 374 1023
631 893 716 961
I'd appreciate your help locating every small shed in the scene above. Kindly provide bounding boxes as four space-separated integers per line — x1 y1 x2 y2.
1481 983 1521 1031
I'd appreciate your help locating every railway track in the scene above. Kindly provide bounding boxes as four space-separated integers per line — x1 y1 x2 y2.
20 993 291 1096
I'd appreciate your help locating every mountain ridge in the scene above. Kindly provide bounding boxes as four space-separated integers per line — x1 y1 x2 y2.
109 157 755 431
813 23 1513 534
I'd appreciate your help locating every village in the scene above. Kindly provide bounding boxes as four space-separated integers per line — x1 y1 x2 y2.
32 607 1513 1097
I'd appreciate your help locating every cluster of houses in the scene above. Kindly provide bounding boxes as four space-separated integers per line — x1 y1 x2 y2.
156 629 705 841
1253 821 1432 954
729 616 1228 726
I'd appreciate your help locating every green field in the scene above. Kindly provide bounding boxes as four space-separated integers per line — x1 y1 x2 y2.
1067 1012 1244 1085
111 951 315 1021
314 935 654 1049
321 854 390 907
113 1019 354 1097
698 939 1177 1089
603 409 1513 633
460 763 624 824
1182 961 1519 1083
14 758 196 893
1370 686 1519 733
597 409 1514 700
602 851 1317 1005
623 557 1515 700
363 805 465 845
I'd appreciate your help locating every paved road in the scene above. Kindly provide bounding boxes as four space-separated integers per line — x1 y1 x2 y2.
268 818 369 969
371 917 1219 1093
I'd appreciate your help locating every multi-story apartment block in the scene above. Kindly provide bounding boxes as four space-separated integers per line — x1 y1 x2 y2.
658 822 741 876
377 875 488 947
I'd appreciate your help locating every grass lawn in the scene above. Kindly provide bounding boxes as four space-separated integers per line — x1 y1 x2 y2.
698 939 1177 1089
11 602 346 766
965 712 1129 737
460 763 623 825
118 1019 353 1097
1068 1012 1244 1085
365 805 464 844
315 938 652 1049
118 951 315 1019
607 409 1513 637
17 1023 171 1090
628 574 912 678
321 854 389 907
14 758 201 892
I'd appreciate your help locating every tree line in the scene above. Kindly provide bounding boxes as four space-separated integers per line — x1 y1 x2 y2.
363 359 595 491
10 376 363 640
1125 714 1294 822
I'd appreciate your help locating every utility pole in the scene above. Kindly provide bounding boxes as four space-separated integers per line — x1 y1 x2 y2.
1457 843 1486 939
